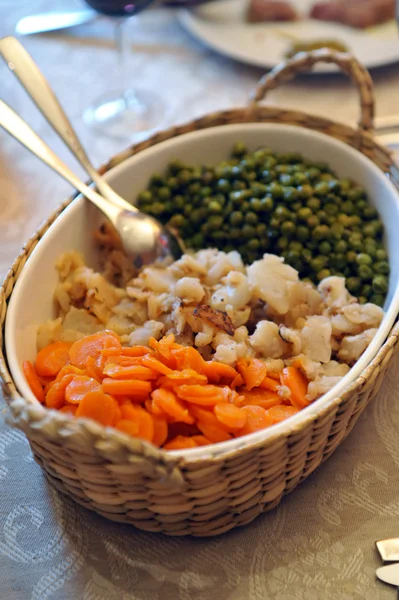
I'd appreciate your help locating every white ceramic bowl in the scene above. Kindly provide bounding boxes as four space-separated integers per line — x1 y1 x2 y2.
5 122 399 458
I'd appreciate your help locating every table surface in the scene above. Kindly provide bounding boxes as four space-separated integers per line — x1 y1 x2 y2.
2 2 399 598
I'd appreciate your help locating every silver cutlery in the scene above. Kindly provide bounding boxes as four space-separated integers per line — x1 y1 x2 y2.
376 563 399 598
15 10 98 36
0 37 183 268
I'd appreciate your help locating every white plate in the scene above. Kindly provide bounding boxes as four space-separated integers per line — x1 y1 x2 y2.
178 0 399 73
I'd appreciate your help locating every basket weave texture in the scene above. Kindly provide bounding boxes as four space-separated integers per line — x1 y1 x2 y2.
1 50 399 537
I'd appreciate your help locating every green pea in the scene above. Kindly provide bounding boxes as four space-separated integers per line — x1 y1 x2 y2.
330 223 344 239
275 206 291 221
346 277 362 294
191 233 204 247
297 226 310 242
307 197 321 211
245 212 258 225
230 211 244 226
243 224 256 239
298 207 312 221
372 275 388 294
283 187 298 202
376 248 388 261
361 284 372 298
260 196 274 212
270 182 283 198
325 203 339 216
306 167 321 180
312 225 330 240
169 214 187 228
346 251 357 264
248 238 260 250
319 241 332 255
174 195 185 209
230 228 242 240
334 240 347 254
256 223 267 236
138 190 153 204
293 172 308 186
317 269 331 281
370 294 385 307
356 253 373 267
178 170 192 185
277 237 289 251
232 141 247 157
363 206 378 220
374 260 389 275
208 200 222 214
307 215 320 229
311 256 327 272
251 182 268 198
314 181 330 196
358 264 373 280
316 210 328 224
298 184 314 199
289 241 303 253
358 296 368 305
281 221 296 236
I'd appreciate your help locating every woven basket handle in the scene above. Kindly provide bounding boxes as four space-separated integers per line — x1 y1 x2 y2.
249 49 374 133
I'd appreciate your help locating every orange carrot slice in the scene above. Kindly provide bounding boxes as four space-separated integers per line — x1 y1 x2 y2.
69 331 121 369
264 404 299 425
35 341 72 377
23 360 45 403
55 364 83 382
141 355 173 375
238 358 268 391
160 369 207 387
121 345 151 357
239 389 282 410
65 375 102 404
164 435 198 450
59 404 78 415
152 416 168 447
117 404 154 442
259 376 280 392
76 391 120 427
280 366 310 409
239 405 270 435
151 388 194 424
214 403 247 430
172 346 205 372
201 361 237 383
102 363 156 380
196 421 231 443
101 378 152 398
191 435 212 447
45 373 76 409
174 384 225 406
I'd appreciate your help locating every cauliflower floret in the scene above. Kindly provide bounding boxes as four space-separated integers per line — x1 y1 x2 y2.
338 328 377 364
247 254 298 315
128 320 164 345
318 276 353 310
249 320 288 359
211 271 252 311
307 376 344 401
300 315 332 364
174 277 205 303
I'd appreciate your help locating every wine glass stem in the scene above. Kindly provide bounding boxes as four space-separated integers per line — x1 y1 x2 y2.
115 17 138 107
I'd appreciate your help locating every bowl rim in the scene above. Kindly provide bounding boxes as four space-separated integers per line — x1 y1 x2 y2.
3 119 399 462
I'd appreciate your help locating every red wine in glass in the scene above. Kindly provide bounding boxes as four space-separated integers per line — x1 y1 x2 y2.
84 0 156 17
82 0 164 140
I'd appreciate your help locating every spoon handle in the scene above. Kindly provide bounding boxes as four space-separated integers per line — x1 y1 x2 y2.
0 36 133 213
0 99 120 223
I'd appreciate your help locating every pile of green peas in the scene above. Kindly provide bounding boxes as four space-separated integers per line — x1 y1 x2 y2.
137 143 389 307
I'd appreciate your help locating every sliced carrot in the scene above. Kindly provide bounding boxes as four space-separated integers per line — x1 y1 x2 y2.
191 435 212 447
239 389 282 410
214 403 247 430
264 404 299 425
65 375 102 404
121 345 151 357
172 346 205 373
159 369 207 387
103 363 156 381
115 419 139 437
196 421 231 443
280 366 310 409
85 356 103 382
163 435 197 450
102 378 152 398
149 333 176 360
230 373 245 390
76 391 120 427
239 405 270 435
101 347 122 357
237 358 268 391
117 404 154 442
141 355 173 375
152 416 168 447
35 341 72 377
189 404 226 429
59 404 78 415
151 388 194 424
23 360 45 403
55 364 83 382
118 395 134 407
267 372 281 381
174 384 226 406
202 361 237 383
259 376 280 392
45 373 76 409
69 331 121 369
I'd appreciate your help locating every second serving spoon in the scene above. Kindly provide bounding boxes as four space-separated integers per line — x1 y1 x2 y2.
0 36 183 268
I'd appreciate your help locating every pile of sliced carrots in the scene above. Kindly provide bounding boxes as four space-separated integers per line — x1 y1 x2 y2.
22 330 310 450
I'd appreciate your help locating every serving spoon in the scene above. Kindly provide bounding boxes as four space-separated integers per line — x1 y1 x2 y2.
0 36 183 268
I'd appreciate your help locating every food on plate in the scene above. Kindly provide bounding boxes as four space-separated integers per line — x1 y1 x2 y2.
247 0 298 23
310 0 395 29
137 144 389 306
23 249 384 448
285 39 349 59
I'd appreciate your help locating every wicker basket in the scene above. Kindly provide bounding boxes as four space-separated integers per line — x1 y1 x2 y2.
1 50 399 537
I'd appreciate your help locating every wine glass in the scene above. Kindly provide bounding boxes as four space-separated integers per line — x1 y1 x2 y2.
82 0 164 140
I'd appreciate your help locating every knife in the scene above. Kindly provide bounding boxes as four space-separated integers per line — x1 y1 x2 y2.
15 10 98 36
376 564 399 595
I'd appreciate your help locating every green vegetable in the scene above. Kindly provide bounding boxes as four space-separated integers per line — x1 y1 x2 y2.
137 144 388 304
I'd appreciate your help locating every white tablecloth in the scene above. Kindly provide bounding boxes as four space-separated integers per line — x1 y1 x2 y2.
2 2 399 598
